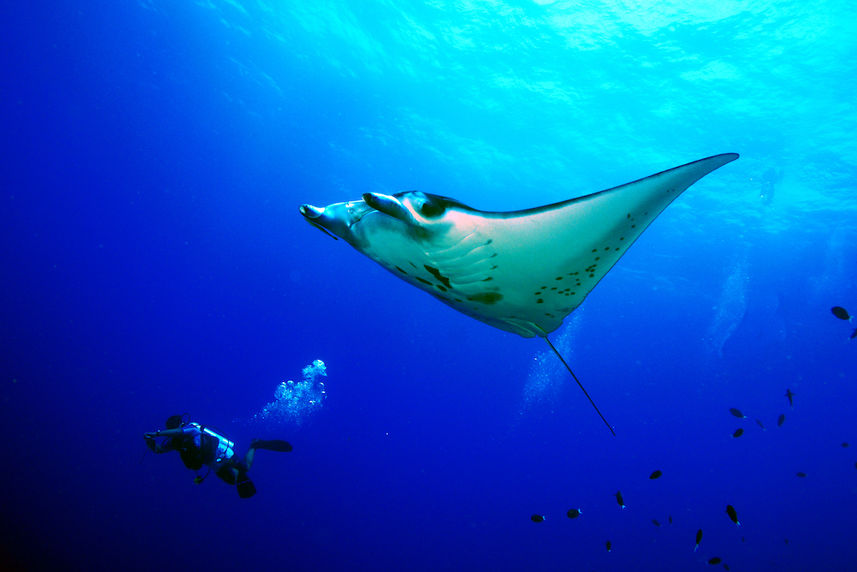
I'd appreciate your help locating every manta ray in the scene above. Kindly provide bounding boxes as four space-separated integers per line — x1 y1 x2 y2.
300 153 739 434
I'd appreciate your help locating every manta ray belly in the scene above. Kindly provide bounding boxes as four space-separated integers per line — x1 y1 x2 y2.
353 210 553 337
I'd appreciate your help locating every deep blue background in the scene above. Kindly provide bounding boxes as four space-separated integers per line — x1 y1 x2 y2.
2 1 856 570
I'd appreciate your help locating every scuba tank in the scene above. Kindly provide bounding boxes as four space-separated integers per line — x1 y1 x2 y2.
186 422 236 466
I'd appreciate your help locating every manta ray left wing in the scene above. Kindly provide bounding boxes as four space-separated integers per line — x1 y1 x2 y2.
418 153 739 337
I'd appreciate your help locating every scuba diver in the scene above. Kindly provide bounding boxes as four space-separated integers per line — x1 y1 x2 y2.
144 414 292 498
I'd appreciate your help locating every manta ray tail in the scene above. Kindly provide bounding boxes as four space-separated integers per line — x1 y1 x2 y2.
544 336 616 437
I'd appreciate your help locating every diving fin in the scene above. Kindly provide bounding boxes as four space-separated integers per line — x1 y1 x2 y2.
237 475 257 498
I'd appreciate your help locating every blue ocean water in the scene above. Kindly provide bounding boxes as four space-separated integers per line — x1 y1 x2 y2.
2 1 857 570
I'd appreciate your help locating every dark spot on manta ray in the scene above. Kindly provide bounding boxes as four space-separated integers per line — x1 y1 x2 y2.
416 277 433 286
467 292 503 304
481 277 493 282
395 266 407 274
555 276 563 280
550 287 557 290
591 249 597 253
409 262 418 269
424 265 452 289
436 285 447 292
536 298 544 304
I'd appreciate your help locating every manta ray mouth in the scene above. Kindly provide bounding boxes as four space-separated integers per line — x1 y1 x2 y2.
299 204 340 240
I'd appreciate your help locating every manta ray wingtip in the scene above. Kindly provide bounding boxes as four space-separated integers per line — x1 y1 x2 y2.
716 151 739 162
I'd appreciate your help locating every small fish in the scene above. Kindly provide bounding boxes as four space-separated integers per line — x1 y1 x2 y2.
729 407 746 419
615 490 626 509
777 413 785 427
567 508 582 519
796 471 806 478
732 428 744 438
694 528 703 552
652 519 661 527
755 418 766 430
530 514 545 523
832 306 851 321
785 388 795 408
708 557 722 565
668 515 673 524
842 442 850 448
605 539 612 552
726 504 741 526
649 470 663 480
